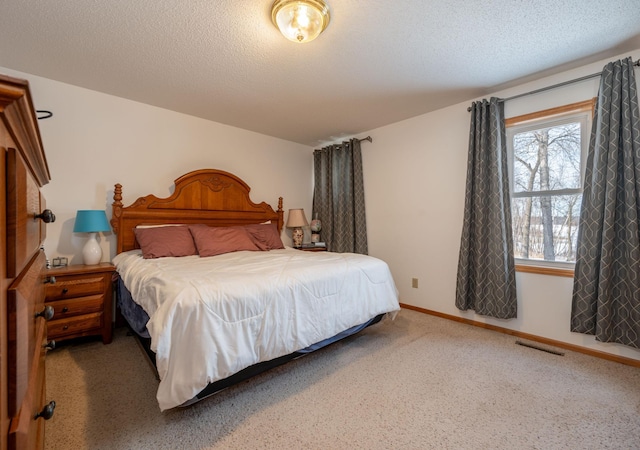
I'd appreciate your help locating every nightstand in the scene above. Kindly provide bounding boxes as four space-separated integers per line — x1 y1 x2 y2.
45 263 115 344
296 246 327 252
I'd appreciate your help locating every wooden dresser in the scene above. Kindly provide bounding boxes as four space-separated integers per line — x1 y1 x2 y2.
1 75 55 449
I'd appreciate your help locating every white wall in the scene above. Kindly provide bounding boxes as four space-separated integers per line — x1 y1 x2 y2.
5 51 640 362
362 50 640 362
0 67 314 264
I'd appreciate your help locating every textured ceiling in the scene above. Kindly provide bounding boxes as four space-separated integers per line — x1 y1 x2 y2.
1 0 640 146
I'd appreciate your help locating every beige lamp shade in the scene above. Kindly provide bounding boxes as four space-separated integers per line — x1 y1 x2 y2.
286 208 309 228
286 209 308 248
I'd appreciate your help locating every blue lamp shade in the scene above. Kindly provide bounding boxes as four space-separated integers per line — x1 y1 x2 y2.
73 210 110 265
73 210 111 233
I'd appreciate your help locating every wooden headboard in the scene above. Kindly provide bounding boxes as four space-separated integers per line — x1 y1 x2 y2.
111 169 284 253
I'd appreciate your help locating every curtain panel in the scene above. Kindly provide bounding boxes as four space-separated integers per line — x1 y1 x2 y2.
571 57 640 348
313 138 368 254
456 98 518 319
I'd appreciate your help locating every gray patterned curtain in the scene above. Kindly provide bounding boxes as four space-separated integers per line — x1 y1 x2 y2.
312 138 368 254
456 98 517 319
571 57 640 348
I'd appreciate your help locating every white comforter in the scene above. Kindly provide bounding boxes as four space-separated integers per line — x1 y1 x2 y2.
113 248 400 410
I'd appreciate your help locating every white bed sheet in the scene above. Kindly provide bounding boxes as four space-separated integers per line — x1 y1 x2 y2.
113 247 400 410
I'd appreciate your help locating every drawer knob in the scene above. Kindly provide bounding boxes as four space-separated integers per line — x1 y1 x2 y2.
62 325 69 331
35 305 54 321
35 209 56 223
62 288 69 294
44 340 56 351
62 306 69 313
35 401 56 420
44 276 56 284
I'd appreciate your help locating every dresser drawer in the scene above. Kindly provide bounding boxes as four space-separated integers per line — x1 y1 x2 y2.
7 251 47 417
6 148 44 278
48 313 102 340
45 275 104 300
8 319 48 450
46 294 104 318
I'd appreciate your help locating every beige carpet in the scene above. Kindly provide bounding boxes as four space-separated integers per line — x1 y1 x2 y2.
44 309 640 450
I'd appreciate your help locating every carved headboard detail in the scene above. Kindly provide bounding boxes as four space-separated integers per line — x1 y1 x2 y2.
111 169 284 253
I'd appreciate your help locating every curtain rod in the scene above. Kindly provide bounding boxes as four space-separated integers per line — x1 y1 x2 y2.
466 59 640 112
315 136 372 152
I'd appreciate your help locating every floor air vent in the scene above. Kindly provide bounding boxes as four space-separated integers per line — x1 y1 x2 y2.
515 340 565 356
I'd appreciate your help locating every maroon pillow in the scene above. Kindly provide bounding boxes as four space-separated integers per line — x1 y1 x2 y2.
238 223 285 250
134 226 197 259
189 225 260 257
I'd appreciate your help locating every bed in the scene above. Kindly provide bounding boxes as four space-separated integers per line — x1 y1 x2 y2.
111 169 400 411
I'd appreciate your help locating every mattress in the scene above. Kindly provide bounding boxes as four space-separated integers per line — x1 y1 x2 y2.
114 247 400 410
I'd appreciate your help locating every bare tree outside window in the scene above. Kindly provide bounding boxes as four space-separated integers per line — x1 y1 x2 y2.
507 101 592 264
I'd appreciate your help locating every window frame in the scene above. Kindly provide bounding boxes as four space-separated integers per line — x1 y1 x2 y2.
505 99 595 275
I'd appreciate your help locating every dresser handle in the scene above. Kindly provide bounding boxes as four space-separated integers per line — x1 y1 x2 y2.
35 401 56 420
44 276 56 284
34 209 56 223
62 306 69 313
35 306 54 321
44 340 56 351
62 288 68 294
62 325 69 331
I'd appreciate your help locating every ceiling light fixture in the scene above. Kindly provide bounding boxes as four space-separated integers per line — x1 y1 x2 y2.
271 0 331 44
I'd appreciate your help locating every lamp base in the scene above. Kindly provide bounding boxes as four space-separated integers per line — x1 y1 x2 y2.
292 227 303 248
82 232 102 265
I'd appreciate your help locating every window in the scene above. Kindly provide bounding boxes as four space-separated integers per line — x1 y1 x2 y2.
506 100 594 268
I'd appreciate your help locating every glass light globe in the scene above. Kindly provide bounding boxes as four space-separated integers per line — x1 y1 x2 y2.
272 0 330 44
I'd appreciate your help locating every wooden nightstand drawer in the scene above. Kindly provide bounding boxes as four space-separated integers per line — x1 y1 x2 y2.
45 263 115 344
46 294 103 318
45 276 104 301
47 313 102 340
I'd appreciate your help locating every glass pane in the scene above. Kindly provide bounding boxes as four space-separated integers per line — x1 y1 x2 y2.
512 194 581 262
512 123 581 193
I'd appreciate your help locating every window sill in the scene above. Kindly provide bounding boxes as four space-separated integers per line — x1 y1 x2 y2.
515 264 574 277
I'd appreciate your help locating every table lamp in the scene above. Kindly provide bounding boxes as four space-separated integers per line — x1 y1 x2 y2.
73 210 111 265
286 208 308 248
